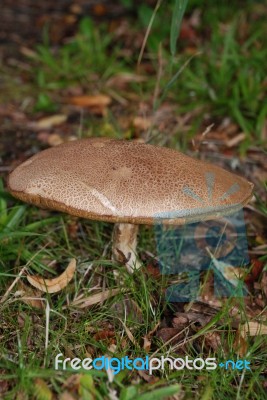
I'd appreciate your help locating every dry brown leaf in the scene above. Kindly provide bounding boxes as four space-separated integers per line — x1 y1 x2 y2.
260 271 267 298
27 259 76 293
133 116 152 131
0 375 9 396
41 133 77 147
47 133 64 147
172 315 189 328
106 73 147 89
18 281 44 309
146 263 161 278
111 297 143 324
175 310 211 327
137 367 158 383
225 133 246 148
68 94 111 108
119 318 138 346
156 328 184 345
233 330 248 357
68 94 111 116
240 321 267 337
108 343 117 354
59 391 77 400
142 321 161 352
222 266 245 281
204 331 222 351
72 288 122 308
206 249 245 288
143 335 151 352
63 374 81 391
32 114 67 130
93 330 115 341
20 46 38 58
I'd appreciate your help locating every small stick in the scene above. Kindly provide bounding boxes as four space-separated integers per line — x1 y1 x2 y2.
0 266 27 304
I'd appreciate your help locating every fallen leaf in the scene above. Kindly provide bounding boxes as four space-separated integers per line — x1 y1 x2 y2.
233 330 248 357
206 249 246 290
111 297 143 324
225 133 246 148
204 331 222 351
47 133 64 146
240 321 267 337
69 4 82 14
37 131 50 143
93 330 115 341
143 321 161 353
245 258 265 286
106 73 147 89
174 310 211 329
180 20 198 42
60 391 77 400
18 281 44 309
92 4 107 16
156 327 184 345
133 116 152 131
32 114 67 130
137 367 158 383
63 374 81 391
0 374 9 396
67 219 79 239
143 336 151 352
68 94 111 108
45 133 77 147
146 263 161 278
27 259 76 293
72 288 123 308
118 318 138 347
68 94 111 116
172 315 189 328
108 343 117 354
20 46 38 58
261 271 267 298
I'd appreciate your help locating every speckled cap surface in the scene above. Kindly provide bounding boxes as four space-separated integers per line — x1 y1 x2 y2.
7 138 253 224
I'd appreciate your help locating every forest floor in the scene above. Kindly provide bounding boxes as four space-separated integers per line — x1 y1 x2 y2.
0 1 267 399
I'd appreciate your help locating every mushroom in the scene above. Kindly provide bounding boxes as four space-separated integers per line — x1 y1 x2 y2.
7 138 253 273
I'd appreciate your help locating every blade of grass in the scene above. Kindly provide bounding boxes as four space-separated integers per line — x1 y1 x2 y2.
137 0 162 69
0 180 7 222
138 384 181 400
170 0 188 57
159 52 200 105
2 205 26 231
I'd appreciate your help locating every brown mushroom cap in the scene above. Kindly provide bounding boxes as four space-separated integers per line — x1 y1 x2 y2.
7 138 253 225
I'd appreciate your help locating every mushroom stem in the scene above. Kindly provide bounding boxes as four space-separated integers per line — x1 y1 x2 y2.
112 223 141 273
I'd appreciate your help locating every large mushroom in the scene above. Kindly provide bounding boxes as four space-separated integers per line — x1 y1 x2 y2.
7 138 253 273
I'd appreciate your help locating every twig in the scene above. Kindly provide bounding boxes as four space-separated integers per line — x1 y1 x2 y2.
0 266 27 304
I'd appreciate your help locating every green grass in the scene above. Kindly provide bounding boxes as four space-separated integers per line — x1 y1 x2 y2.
21 1 267 150
35 17 125 88
31 17 127 113
171 18 267 147
1 0 267 398
1 180 267 398
135 1 267 149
